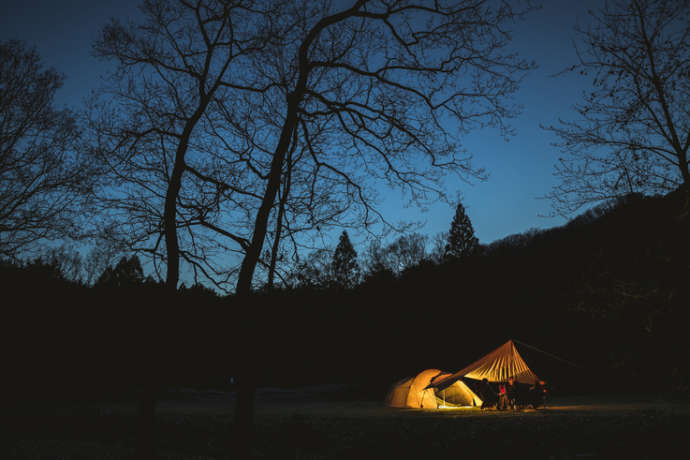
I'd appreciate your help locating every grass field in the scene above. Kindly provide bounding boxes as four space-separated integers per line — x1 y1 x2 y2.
6 389 689 459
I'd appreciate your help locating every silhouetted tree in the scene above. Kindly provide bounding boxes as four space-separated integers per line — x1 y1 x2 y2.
388 233 428 273
91 0 268 294
82 243 121 286
225 1 535 452
290 248 333 289
544 0 690 216
179 281 218 299
91 0 535 454
332 231 360 289
232 0 535 295
363 233 428 278
23 256 66 283
260 138 329 290
0 41 87 258
428 232 449 264
33 244 85 284
445 202 479 259
95 255 145 289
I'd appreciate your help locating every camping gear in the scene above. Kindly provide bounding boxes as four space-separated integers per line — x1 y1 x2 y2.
386 368 482 408
433 340 540 387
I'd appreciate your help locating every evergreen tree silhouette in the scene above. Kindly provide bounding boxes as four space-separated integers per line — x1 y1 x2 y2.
445 202 479 259
95 255 144 289
331 231 360 289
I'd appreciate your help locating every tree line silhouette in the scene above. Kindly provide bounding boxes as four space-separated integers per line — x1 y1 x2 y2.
5 189 689 408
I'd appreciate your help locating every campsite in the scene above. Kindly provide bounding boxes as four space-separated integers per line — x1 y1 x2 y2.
5 191 690 458
6 325 690 458
3 0 690 458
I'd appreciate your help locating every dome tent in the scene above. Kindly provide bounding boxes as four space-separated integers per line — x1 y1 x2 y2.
386 369 440 408
432 372 483 408
386 369 482 408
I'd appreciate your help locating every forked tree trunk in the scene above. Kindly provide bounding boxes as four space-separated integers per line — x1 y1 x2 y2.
231 5 367 455
267 140 295 289
232 94 299 457
137 105 207 459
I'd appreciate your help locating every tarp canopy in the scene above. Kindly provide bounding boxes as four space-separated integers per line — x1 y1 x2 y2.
386 369 482 408
434 340 540 387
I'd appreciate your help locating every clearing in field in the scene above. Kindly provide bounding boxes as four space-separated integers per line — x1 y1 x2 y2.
7 388 689 459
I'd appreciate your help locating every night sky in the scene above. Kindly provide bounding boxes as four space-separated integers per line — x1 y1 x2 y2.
0 0 604 246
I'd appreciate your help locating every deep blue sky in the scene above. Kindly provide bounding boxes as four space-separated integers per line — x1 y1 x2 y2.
1 0 602 247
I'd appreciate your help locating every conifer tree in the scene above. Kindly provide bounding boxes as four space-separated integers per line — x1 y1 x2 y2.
445 202 479 259
331 231 360 289
95 255 144 289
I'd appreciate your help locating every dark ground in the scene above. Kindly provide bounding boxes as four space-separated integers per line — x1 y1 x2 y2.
5 386 689 459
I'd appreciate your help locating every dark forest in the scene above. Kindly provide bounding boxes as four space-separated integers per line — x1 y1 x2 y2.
6 189 689 404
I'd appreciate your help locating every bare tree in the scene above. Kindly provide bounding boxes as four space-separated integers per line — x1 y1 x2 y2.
82 243 122 286
214 0 535 294
288 247 334 289
544 0 690 216
91 1 533 455
0 41 87 258
90 2 274 457
43 244 85 284
221 0 535 451
363 233 428 277
90 0 275 293
429 231 449 263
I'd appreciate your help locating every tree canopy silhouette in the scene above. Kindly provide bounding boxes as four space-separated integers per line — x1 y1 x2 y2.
95 255 145 289
0 41 88 258
89 0 535 455
90 0 268 294
363 233 428 278
544 0 690 216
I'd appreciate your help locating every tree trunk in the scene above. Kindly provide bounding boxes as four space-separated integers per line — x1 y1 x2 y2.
135 134 187 460
164 116 203 291
231 7 361 454
266 190 285 289
163 160 184 292
267 142 294 289
142 104 206 459
680 157 690 201
232 93 300 458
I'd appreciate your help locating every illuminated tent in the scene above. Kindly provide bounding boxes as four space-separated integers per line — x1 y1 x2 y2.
433 340 540 388
386 369 482 408
432 372 483 408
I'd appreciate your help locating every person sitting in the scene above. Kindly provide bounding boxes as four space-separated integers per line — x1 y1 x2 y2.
528 381 538 409
507 377 519 410
537 380 548 408
529 380 548 409
479 378 495 410
497 382 508 411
